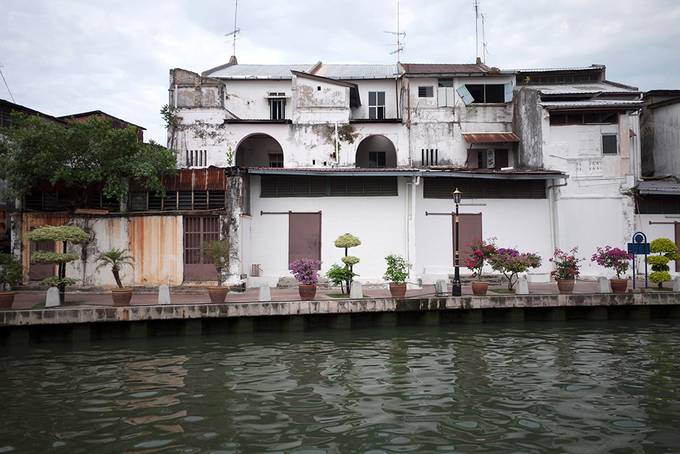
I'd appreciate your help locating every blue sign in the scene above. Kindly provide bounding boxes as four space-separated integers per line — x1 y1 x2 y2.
629 231 649 289
628 242 650 255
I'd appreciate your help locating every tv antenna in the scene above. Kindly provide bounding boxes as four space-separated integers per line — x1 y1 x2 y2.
474 0 480 61
481 12 488 63
225 0 240 58
384 0 406 63
0 63 15 103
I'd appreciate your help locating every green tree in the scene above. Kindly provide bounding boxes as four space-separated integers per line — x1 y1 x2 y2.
648 238 679 289
0 114 176 205
333 233 361 294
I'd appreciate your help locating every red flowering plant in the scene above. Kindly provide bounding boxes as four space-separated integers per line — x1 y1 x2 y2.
290 258 321 285
549 247 583 280
591 246 633 279
488 247 542 290
464 239 497 280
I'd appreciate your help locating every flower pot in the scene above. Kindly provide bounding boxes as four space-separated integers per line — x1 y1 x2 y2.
0 291 16 309
389 283 407 298
471 281 489 296
111 288 133 306
610 278 628 294
207 286 228 303
298 284 316 301
556 279 575 294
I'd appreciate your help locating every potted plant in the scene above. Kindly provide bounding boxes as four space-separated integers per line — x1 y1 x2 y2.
384 254 410 298
647 238 680 290
205 240 231 303
0 252 22 309
290 258 321 300
550 247 583 294
488 248 542 291
96 248 135 306
465 240 496 296
591 246 633 294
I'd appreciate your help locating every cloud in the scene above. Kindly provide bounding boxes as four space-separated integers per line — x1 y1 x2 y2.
1 0 679 143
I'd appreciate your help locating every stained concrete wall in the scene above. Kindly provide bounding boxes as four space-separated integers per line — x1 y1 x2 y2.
513 87 543 168
644 103 680 177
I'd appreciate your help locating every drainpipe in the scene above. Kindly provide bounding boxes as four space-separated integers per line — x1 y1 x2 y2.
547 178 568 253
406 175 421 283
334 121 339 165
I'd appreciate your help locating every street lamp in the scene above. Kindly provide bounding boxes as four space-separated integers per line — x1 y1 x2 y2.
452 188 462 296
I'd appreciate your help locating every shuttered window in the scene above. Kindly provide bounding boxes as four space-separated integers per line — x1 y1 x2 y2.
423 177 546 199
261 175 398 197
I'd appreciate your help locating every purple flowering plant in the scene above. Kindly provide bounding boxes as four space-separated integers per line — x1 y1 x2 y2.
591 246 633 279
290 258 321 285
488 247 542 290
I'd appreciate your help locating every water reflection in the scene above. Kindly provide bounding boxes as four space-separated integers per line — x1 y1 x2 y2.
0 321 679 453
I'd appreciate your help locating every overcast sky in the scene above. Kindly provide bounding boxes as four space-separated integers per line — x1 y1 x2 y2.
2 0 679 143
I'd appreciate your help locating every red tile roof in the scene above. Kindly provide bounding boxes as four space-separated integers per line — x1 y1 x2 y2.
462 132 520 144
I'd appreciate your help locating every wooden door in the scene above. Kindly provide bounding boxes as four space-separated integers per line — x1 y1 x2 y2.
288 212 321 268
183 216 220 281
452 213 482 266
675 223 680 272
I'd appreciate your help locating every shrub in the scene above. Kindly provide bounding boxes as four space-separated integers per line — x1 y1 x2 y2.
0 253 22 291
464 239 497 280
383 254 410 284
205 240 231 286
549 247 583 281
96 248 134 289
648 238 679 288
591 246 633 279
326 264 357 288
489 248 542 290
290 258 321 285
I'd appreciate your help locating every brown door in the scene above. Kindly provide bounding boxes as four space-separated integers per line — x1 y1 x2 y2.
675 223 680 272
183 216 220 281
289 212 321 268
29 239 56 281
452 213 482 265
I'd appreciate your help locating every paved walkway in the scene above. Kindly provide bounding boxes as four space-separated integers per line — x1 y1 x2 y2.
1 279 637 310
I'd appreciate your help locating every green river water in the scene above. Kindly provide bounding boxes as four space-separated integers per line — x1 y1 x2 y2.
1 320 679 453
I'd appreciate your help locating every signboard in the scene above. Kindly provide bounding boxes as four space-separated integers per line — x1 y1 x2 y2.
628 232 649 289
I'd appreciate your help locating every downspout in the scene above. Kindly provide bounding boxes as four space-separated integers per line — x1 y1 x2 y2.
334 121 339 165
406 175 421 284
547 178 568 253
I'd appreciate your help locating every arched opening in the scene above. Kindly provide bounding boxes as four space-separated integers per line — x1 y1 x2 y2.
355 135 397 168
235 133 284 168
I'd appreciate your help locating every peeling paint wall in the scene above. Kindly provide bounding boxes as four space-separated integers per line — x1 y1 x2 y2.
644 103 680 177
292 75 350 124
512 87 543 168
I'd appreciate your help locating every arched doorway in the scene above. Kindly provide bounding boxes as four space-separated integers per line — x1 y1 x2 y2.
355 135 397 168
235 134 284 168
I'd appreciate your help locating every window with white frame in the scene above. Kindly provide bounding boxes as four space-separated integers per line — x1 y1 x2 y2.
268 93 286 120
368 91 385 119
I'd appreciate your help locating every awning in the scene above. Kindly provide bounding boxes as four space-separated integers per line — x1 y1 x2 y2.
637 179 680 196
463 132 520 144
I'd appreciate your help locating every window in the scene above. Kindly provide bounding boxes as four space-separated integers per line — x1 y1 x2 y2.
269 98 285 120
261 176 398 197
418 86 434 98
602 134 618 155
550 111 619 126
421 148 439 166
268 153 284 168
464 84 505 103
423 178 546 199
368 91 386 120
186 149 207 167
476 149 509 169
368 151 386 168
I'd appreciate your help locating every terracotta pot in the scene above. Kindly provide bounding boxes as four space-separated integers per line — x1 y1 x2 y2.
111 288 133 306
610 278 628 294
298 284 316 301
0 291 16 309
471 281 489 296
389 283 407 298
208 286 228 303
557 279 575 294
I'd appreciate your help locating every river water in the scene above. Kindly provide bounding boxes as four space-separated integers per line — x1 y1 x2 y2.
1 320 679 453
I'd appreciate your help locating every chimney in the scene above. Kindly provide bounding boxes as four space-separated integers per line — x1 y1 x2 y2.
227 55 238 66
476 56 482 65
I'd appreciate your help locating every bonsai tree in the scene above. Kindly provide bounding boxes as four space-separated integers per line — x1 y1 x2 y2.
96 248 134 288
205 239 231 287
489 247 542 290
383 254 410 284
333 233 361 294
648 238 679 289
27 225 89 303
591 246 633 279
0 252 22 291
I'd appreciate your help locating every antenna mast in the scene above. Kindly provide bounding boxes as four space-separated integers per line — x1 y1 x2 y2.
225 0 240 59
474 0 480 61
384 0 405 64
481 12 488 63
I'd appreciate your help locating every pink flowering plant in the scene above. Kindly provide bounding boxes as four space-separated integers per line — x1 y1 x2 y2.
488 247 542 290
591 246 633 279
549 247 583 280
290 258 321 285
464 239 497 280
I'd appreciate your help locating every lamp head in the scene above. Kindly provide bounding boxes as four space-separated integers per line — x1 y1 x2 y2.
452 188 462 204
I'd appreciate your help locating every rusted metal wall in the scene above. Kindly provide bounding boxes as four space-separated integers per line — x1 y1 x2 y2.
128 215 183 286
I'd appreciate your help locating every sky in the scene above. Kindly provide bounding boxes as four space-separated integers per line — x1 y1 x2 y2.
1 0 680 143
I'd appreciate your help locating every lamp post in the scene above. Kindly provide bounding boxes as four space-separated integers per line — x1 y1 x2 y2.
452 188 462 296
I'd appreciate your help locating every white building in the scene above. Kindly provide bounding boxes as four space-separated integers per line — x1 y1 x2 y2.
167 59 643 287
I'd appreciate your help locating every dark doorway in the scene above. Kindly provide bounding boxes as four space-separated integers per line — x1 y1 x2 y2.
452 213 482 265
288 212 321 268
183 216 220 281
29 239 55 281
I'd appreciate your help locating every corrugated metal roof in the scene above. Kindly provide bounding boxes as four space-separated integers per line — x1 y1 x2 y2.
313 64 398 79
462 132 520 144
512 65 605 73
401 63 495 75
246 166 564 179
541 100 643 109
637 179 680 195
529 82 639 95
204 64 316 79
